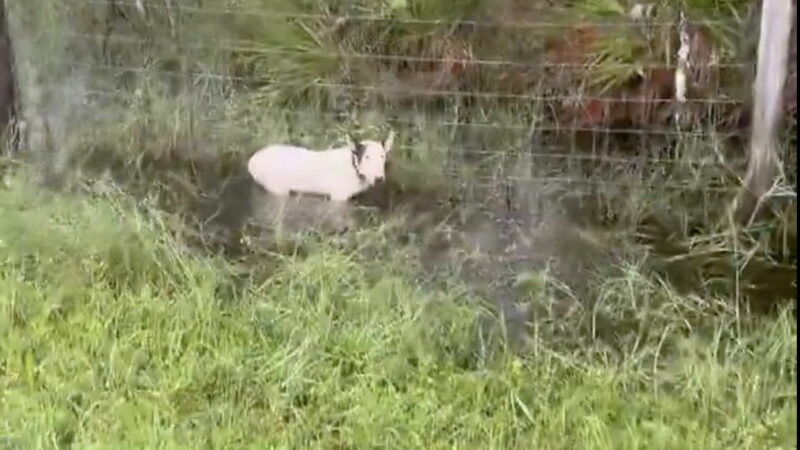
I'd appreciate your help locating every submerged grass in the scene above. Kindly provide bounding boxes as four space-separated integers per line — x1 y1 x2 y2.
0 167 796 449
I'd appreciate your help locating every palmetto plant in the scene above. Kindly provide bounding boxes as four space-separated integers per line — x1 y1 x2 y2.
226 0 491 108
215 0 753 113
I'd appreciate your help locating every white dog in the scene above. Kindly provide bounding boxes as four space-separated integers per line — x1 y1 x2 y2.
248 131 395 202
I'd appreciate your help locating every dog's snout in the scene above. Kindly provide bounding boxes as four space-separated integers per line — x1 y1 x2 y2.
376 175 385 182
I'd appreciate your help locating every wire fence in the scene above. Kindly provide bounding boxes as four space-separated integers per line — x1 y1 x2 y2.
83 0 749 28
68 31 752 71
8 0 797 201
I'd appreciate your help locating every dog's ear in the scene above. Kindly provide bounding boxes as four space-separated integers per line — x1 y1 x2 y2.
349 134 365 160
382 130 395 152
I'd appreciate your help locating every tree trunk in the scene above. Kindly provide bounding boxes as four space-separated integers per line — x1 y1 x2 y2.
0 0 16 145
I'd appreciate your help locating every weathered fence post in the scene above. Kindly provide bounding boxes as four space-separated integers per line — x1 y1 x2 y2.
0 0 16 147
733 0 795 225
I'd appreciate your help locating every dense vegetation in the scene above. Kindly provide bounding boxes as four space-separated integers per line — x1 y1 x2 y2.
0 168 795 448
1 0 796 447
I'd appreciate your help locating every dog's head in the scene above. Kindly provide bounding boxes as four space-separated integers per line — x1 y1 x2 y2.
350 130 395 185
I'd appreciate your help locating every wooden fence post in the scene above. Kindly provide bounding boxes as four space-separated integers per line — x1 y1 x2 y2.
733 0 795 225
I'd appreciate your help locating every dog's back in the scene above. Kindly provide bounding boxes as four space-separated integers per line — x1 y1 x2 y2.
248 144 348 197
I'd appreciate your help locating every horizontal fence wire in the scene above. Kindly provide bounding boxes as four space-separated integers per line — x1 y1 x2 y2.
439 173 743 193
74 86 746 183
86 0 748 29
65 56 746 107
67 31 750 71
74 84 746 140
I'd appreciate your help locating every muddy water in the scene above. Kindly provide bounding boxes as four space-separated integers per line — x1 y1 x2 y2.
195 145 796 332
172 145 772 356
77 135 793 351
194 171 610 350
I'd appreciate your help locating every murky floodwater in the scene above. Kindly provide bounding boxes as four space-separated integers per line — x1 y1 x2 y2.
187 143 795 348
64 128 796 350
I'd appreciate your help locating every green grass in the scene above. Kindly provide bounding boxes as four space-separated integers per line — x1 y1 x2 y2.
0 167 796 449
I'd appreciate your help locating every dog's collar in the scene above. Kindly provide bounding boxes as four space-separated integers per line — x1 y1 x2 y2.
351 151 367 182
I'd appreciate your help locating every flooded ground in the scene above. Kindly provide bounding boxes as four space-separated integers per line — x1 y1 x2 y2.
173 139 796 350
41 114 790 353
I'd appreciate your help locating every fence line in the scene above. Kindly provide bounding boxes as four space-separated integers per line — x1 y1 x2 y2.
310 81 741 104
76 87 745 140
68 86 746 176
68 32 748 71
69 61 744 106
14 0 786 202
440 173 742 193
89 0 746 29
